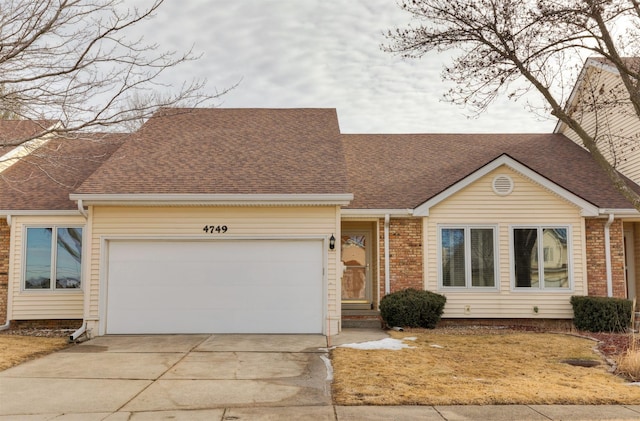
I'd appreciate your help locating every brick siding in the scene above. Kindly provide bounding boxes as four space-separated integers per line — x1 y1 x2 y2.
437 318 573 330
0 219 8 324
379 218 423 302
9 319 82 330
585 218 626 298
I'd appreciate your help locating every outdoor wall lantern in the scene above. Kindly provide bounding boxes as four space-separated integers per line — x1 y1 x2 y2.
329 234 336 250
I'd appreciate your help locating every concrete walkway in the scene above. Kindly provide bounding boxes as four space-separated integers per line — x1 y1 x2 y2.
0 329 639 420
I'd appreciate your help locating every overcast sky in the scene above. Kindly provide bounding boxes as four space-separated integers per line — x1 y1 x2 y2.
140 0 557 134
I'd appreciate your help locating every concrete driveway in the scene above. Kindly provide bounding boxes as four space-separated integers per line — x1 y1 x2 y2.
0 333 358 419
2 330 640 421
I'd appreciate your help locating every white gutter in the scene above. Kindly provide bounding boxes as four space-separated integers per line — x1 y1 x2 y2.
341 209 414 218
0 210 81 216
5 215 10 227
604 213 615 297
384 214 390 295
69 193 354 207
0 319 9 331
598 208 640 217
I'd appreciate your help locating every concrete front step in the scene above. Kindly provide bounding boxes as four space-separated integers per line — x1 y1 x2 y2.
341 310 383 329
342 318 383 329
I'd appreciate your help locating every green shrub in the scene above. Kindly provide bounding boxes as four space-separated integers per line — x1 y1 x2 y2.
380 288 446 329
570 296 633 332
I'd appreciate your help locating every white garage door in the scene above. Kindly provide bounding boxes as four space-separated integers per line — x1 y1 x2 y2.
106 239 324 334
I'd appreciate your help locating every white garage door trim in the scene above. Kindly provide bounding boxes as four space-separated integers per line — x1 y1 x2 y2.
98 235 328 335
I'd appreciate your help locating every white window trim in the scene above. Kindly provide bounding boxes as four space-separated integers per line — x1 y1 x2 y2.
22 225 85 293
510 225 573 292
437 224 499 291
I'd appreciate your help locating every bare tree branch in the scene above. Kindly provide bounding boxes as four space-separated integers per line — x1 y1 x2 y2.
385 0 640 210
0 0 234 147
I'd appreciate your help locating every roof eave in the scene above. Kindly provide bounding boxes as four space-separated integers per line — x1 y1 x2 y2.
598 208 640 218
341 208 414 218
69 193 354 207
0 210 81 217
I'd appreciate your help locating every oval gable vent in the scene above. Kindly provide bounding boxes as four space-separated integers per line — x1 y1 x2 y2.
492 175 514 196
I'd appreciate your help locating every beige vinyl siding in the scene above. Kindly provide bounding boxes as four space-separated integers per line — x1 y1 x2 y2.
87 205 341 334
9 215 85 320
425 167 585 319
560 67 640 185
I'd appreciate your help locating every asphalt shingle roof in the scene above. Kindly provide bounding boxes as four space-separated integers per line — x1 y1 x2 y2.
75 108 350 195
0 134 125 210
342 133 637 209
1 109 637 212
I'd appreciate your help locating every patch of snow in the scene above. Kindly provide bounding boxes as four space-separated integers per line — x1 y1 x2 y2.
320 354 333 381
629 382 640 387
338 337 416 351
430 344 444 349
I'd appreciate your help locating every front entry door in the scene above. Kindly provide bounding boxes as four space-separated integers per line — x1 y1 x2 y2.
341 231 372 309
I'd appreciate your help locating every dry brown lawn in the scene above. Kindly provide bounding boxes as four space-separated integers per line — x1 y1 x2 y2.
0 335 68 371
332 330 640 405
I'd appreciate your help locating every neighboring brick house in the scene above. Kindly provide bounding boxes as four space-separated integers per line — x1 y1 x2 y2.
0 107 638 336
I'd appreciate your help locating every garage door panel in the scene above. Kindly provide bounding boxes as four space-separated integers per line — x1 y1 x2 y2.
106 240 324 334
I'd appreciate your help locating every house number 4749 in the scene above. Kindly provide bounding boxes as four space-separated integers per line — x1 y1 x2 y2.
203 225 228 234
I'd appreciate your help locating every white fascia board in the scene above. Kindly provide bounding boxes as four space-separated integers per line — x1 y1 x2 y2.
413 154 600 217
69 193 354 207
341 209 414 218
0 210 81 217
586 57 619 74
598 208 640 217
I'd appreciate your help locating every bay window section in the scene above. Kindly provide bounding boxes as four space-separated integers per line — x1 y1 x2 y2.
25 227 83 290
440 226 496 289
513 227 570 290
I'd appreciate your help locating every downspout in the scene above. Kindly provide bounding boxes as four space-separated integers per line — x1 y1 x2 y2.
70 201 88 341
384 214 390 295
0 215 11 331
604 213 614 298
77 199 88 219
69 321 87 342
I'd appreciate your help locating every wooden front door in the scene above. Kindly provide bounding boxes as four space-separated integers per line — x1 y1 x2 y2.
341 230 372 309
